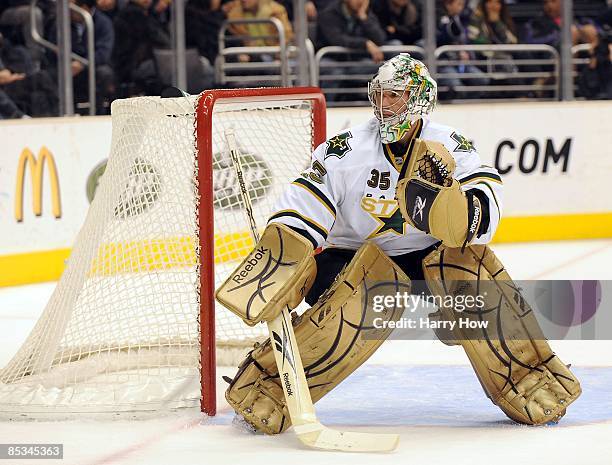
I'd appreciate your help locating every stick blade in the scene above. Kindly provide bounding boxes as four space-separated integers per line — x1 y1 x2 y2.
295 423 399 452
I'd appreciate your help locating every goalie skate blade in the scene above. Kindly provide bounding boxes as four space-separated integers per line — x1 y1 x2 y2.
294 423 399 452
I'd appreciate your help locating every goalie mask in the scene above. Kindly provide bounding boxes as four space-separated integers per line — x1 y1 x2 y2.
368 53 437 144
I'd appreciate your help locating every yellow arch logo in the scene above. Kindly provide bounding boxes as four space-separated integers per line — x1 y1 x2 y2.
14 146 62 222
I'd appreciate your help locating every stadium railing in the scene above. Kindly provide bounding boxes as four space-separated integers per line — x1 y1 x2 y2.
434 44 560 102
572 43 593 96
215 18 293 87
314 45 426 107
29 0 96 115
311 44 561 104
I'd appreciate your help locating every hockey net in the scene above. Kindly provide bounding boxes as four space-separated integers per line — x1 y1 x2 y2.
0 87 326 418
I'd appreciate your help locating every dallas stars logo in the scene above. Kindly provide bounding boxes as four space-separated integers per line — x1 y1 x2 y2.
325 132 352 159
451 132 475 153
391 119 412 141
366 203 407 239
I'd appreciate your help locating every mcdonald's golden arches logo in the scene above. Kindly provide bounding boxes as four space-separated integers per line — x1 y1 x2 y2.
14 146 62 222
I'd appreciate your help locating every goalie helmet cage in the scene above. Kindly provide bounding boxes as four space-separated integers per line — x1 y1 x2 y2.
0 87 326 419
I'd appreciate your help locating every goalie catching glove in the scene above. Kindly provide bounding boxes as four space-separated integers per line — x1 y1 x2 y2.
396 139 483 248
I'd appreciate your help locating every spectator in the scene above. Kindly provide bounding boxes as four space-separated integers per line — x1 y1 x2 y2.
438 0 472 46
112 0 171 94
151 0 172 26
71 0 116 114
226 0 294 47
225 0 293 65
523 0 598 48
578 25 611 99
95 0 129 19
310 0 336 21
96 0 119 18
276 0 325 22
0 90 24 119
0 0 47 69
437 0 489 98
600 3 612 30
467 0 518 76
47 0 115 113
522 0 600 99
113 0 214 95
0 52 26 119
316 0 386 102
468 0 517 45
305 0 325 22
186 0 226 65
317 0 386 62
371 0 421 45
0 33 58 117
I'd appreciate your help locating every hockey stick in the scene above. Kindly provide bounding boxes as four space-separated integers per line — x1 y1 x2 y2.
225 128 399 452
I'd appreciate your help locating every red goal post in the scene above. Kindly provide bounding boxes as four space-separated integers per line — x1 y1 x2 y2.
196 88 327 415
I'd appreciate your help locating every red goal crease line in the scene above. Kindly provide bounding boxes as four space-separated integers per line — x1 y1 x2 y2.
1 212 611 287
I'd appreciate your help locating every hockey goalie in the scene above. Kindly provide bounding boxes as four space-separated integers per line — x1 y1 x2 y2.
216 53 582 435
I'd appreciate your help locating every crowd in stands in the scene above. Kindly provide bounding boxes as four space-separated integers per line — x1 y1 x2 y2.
0 0 610 118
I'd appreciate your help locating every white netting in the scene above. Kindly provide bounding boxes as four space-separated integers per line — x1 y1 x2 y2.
0 92 316 417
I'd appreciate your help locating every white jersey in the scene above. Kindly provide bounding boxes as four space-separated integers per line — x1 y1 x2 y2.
269 117 503 256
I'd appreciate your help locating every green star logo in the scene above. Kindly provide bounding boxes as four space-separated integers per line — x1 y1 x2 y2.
367 204 407 239
325 132 352 159
391 119 413 141
451 132 475 153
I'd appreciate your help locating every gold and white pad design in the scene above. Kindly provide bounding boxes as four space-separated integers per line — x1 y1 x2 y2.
423 245 582 425
396 139 481 248
215 223 317 326
225 242 411 434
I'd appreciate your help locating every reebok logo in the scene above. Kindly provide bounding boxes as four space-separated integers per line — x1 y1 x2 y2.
283 372 293 396
413 196 427 222
469 205 481 233
232 246 269 283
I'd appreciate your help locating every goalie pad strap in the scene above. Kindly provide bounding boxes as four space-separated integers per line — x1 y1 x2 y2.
464 191 482 246
466 188 490 238
422 245 582 425
215 223 316 326
225 242 411 434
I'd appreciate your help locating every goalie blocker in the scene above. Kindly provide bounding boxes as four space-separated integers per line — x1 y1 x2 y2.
216 223 317 326
396 139 485 249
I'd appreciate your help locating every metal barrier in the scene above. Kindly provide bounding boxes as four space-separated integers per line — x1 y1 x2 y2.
29 0 96 115
434 44 560 101
572 43 592 66
311 44 563 104
314 45 425 106
19 2 596 116
215 18 291 87
571 43 592 96
287 39 317 86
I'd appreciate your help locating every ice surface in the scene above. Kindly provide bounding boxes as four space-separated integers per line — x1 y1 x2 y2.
0 240 611 464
